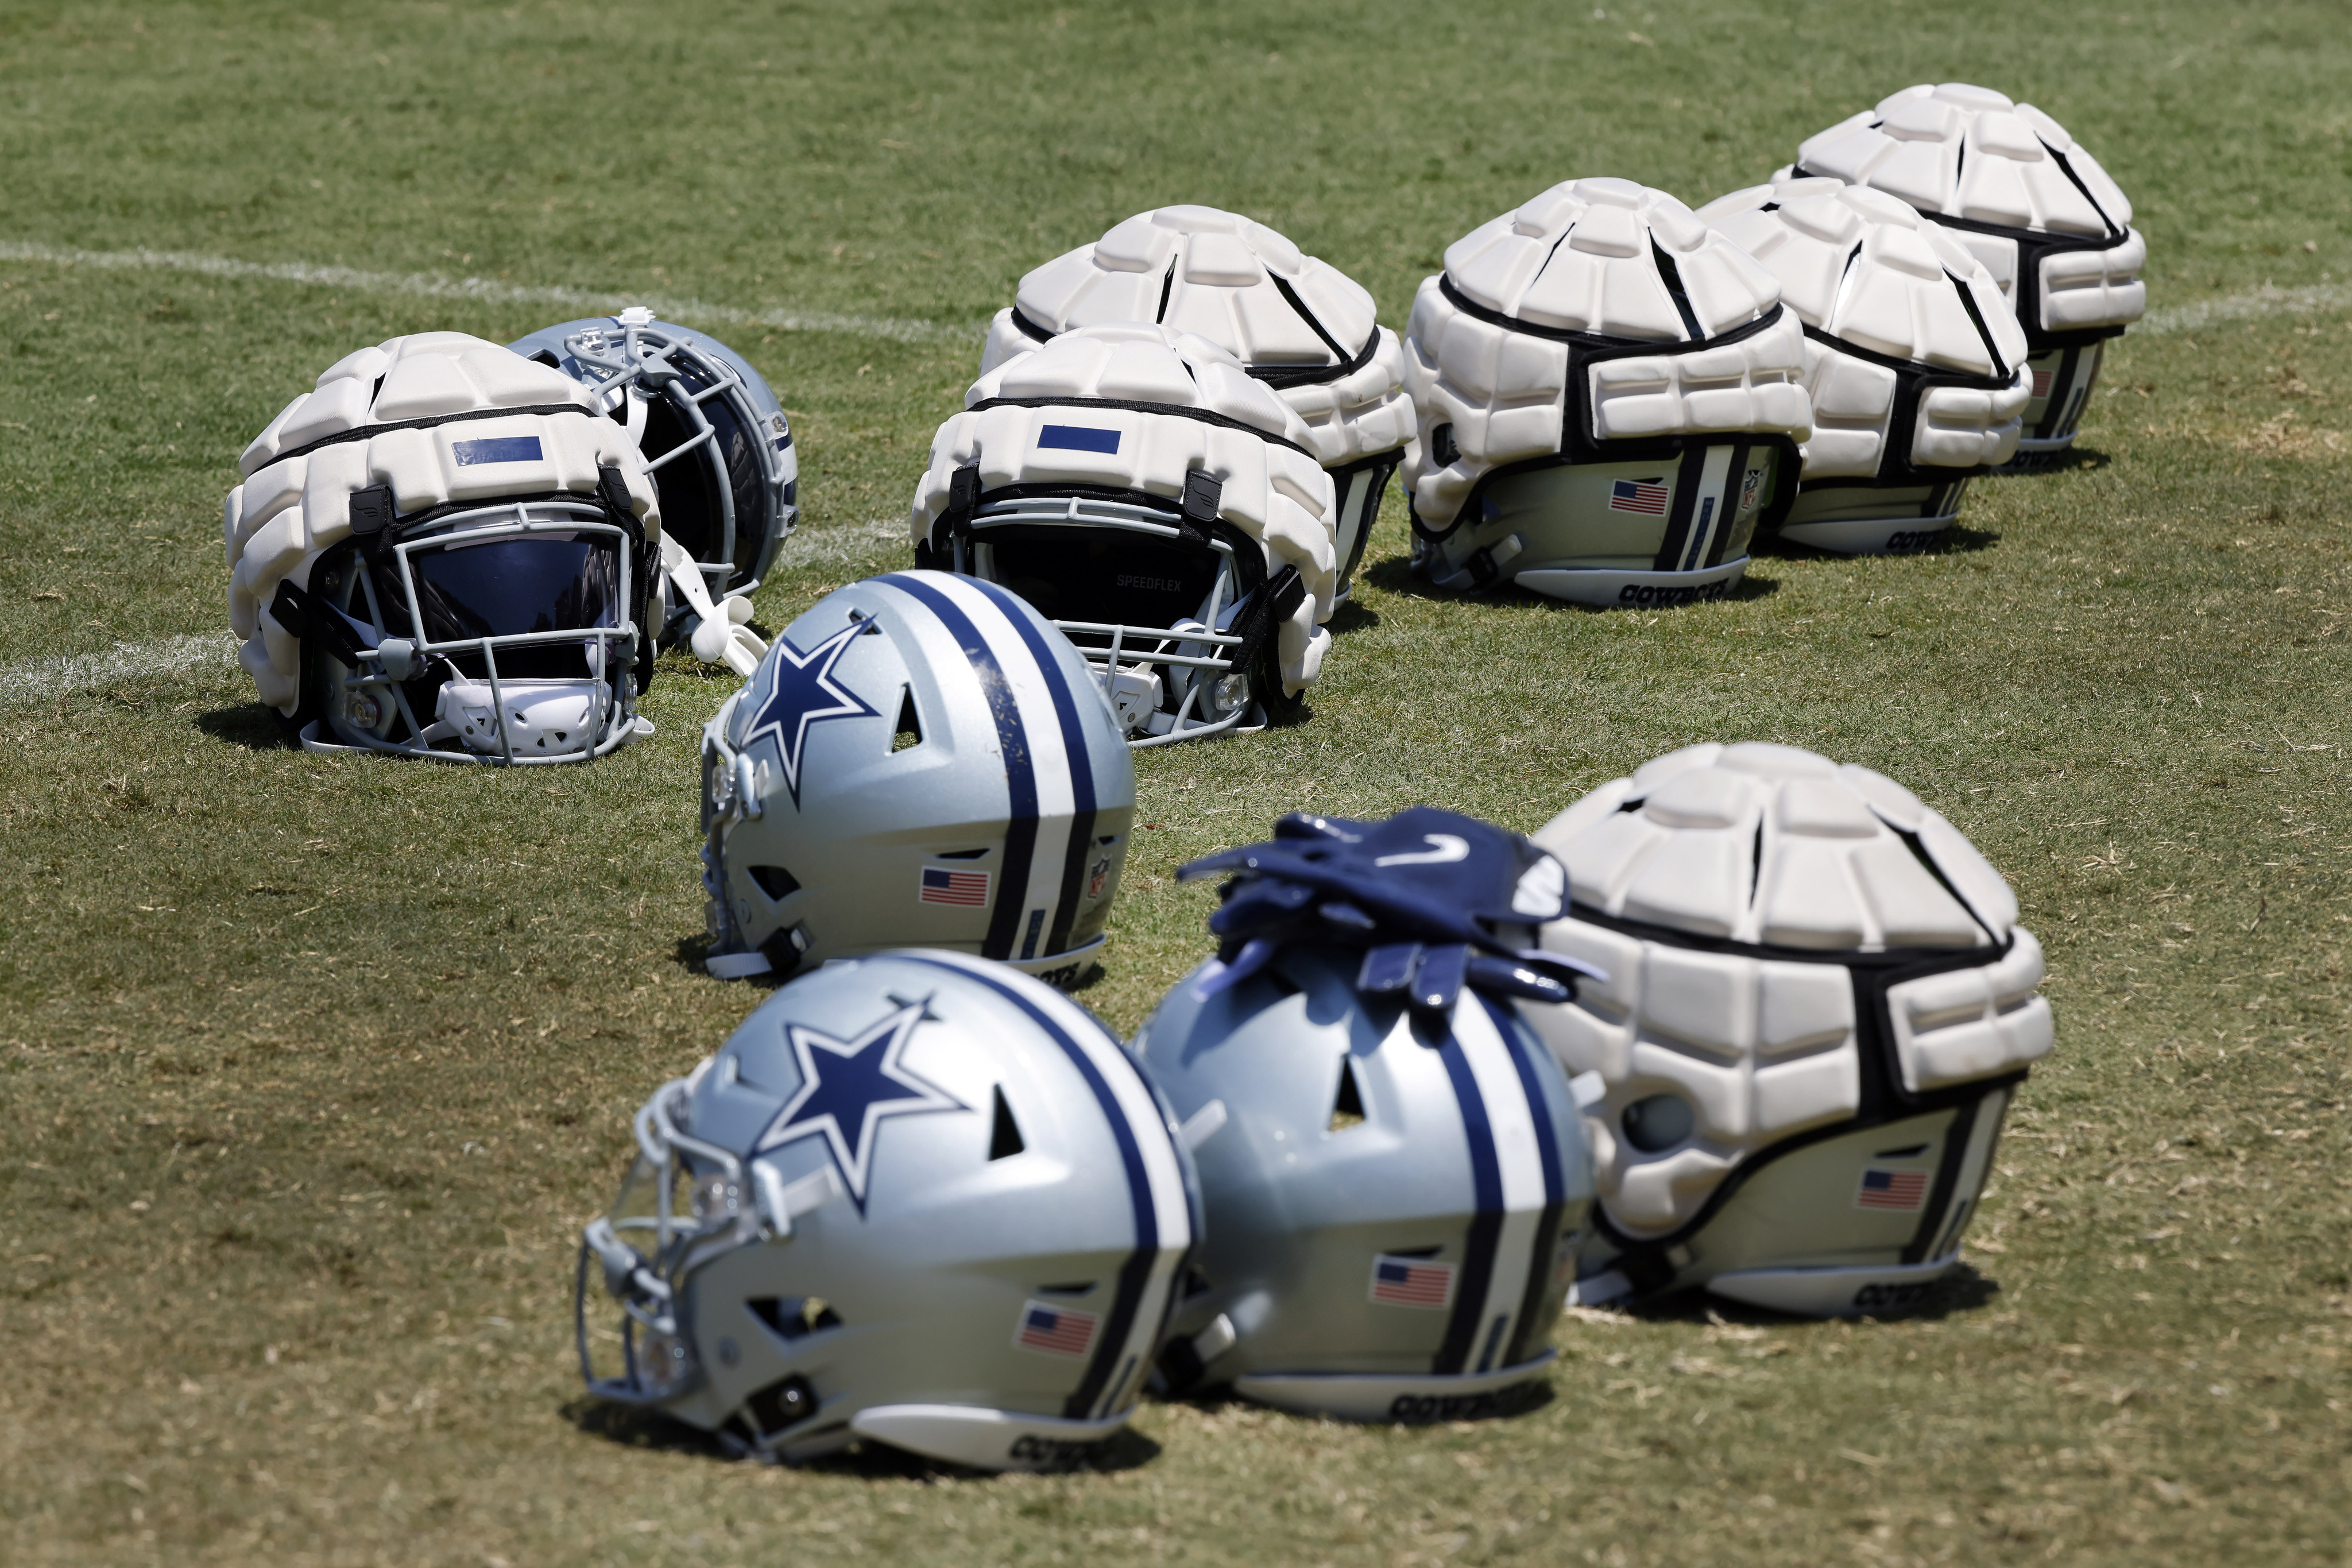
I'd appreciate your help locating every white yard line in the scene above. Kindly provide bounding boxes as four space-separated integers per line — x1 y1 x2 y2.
0 238 979 346
0 633 240 708
2140 282 2352 335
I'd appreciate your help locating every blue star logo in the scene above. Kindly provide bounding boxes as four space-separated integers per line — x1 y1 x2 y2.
752 1002 966 1209
740 620 879 808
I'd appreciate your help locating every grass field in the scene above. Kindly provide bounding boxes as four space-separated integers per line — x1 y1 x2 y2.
3 1 2351 1563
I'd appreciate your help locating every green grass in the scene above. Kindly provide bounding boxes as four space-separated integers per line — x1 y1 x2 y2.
3 1 2350 1563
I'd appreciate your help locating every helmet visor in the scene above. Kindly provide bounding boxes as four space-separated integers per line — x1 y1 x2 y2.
385 527 625 680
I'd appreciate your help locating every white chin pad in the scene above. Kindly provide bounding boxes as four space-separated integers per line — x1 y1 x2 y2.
435 678 602 756
848 1403 1133 1472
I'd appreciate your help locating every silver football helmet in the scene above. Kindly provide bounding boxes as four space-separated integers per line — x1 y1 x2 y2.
700 571 1134 988
1782 83 2145 459
577 949 1199 1469
1402 177 1813 607
979 205 1416 601
1697 179 2034 554
1520 744 2053 1317
225 331 664 764
914 323 1341 745
1134 808 1598 1421
512 308 795 665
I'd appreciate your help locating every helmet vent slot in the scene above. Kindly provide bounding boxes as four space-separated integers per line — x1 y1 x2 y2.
988 1085 1026 1160
1328 1057 1367 1133
1874 1143 1931 1160
1037 1280 1097 1296
746 1298 841 1344
892 687 923 752
748 864 800 901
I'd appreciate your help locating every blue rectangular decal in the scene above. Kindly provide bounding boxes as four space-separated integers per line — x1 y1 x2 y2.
452 436 544 466
1037 424 1120 455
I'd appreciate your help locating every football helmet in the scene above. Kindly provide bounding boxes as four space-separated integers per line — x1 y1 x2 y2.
1134 808 1599 1422
577 949 1198 1470
225 331 663 763
1401 177 1812 608
510 308 795 669
912 323 1339 746
979 206 1415 601
1696 179 2033 553
699 570 1134 988
1782 83 2145 459
1520 743 2053 1317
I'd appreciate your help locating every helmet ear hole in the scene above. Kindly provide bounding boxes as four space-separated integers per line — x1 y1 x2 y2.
747 865 800 901
740 1373 818 1438
1622 1094 1695 1153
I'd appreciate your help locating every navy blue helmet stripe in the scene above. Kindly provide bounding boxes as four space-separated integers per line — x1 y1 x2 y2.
1482 993 1572 1370
956 576 1101 960
897 955 1160 1420
878 574 1039 961
1432 1020 1505 1377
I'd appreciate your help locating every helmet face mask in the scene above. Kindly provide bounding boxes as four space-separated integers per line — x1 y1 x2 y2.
512 310 799 615
956 492 1285 742
295 494 649 762
575 953 1200 1470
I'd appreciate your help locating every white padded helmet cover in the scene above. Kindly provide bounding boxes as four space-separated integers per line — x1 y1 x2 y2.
1400 177 1812 533
1523 742 2052 1237
223 333 662 715
978 205 1415 471
1785 83 2145 335
912 324 1340 695
1697 179 2033 477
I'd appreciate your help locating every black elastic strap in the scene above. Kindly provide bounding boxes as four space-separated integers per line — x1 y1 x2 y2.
262 402 600 469
1231 564 1306 683
267 578 366 664
966 396 1317 459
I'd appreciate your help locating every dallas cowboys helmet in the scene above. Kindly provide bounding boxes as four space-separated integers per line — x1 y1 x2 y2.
700 570 1134 988
225 331 663 762
511 308 796 670
979 206 1415 601
1519 743 2053 1317
913 323 1340 746
1135 808 1599 1422
577 949 1198 1469
1696 179 2033 554
1400 177 1812 608
1782 83 2145 459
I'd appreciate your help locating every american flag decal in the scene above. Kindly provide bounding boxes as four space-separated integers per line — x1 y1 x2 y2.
919 866 990 907
2030 369 2054 400
1368 1254 1456 1308
1609 478 1670 515
1856 1167 1931 1211
1014 1300 1099 1357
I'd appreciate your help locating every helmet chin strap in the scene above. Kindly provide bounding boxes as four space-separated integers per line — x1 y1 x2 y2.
660 535 766 677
